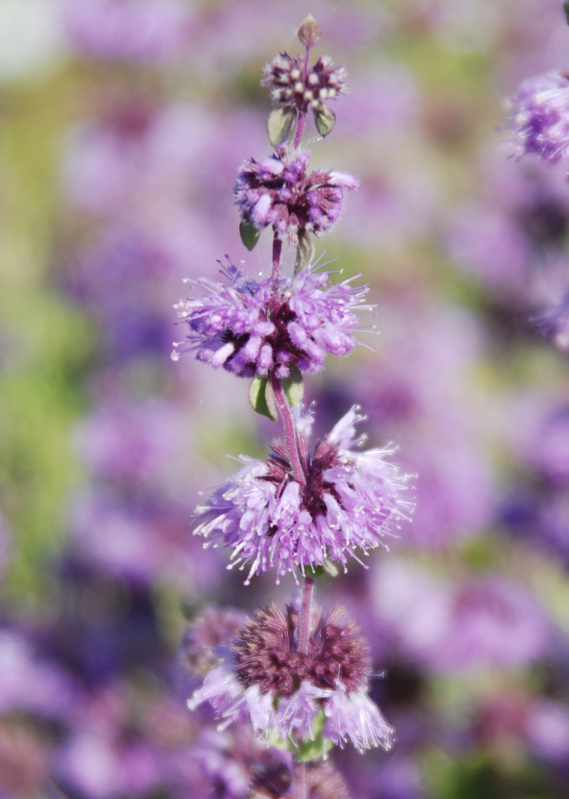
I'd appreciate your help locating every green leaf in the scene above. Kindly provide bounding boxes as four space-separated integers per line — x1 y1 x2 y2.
240 220 261 251
248 376 278 421
294 229 315 274
267 107 296 147
290 710 329 762
313 105 336 138
282 364 304 407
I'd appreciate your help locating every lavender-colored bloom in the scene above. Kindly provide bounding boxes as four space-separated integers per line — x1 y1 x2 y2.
323 685 393 753
181 606 247 678
525 699 569 762
234 145 358 243
191 725 292 799
372 559 549 673
75 399 190 489
63 0 193 63
262 52 348 118
57 732 162 799
189 603 393 754
506 71 569 167
0 629 76 719
193 407 413 584
172 261 370 379
535 281 569 350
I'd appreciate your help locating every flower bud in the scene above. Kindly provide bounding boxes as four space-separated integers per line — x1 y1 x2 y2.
298 14 322 48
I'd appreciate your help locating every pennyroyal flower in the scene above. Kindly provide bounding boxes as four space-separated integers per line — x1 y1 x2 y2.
262 52 348 118
234 145 358 243
506 71 569 167
188 603 393 754
193 406 413 584
171 260 371 378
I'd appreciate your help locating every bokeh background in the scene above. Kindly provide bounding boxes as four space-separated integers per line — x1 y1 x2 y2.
3 0 569 797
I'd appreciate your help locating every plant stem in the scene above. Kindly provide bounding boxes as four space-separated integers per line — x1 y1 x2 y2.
271 234 282 295
298 575 315 655
293 761 308 799
292 46 311 151
294 112 307 149
271 374 305 486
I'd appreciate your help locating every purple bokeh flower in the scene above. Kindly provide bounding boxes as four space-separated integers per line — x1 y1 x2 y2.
180 606 248 679
372 559 549 673
63 0 193 63
190 724 292 799
0 629 76 719
75 399 191 489
193 407 413 584
234 145 358 243
506 71 569 167
172 260 371 378
189 603 393 754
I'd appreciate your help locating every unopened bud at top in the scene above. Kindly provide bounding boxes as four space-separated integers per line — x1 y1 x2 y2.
298 14 322 48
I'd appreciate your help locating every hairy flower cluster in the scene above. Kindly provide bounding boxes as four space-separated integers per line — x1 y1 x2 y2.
171 261 370 378
234 145 358 242
262 52 348 117
250 759 350 799
234 604 370 697
189 603 392 754
506 71 569 166
193 407 413 584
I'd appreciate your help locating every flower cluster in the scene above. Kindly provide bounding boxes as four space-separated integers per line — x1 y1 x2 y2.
506 71 569 167
175 16 408 788
249 759 350 799
171 261 370 378
189 603 393 754
194 407 413 584
262 52 348 118
234 145 358 242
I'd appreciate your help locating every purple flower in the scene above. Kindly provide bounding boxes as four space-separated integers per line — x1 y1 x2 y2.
0 629 76 719
372 559 549 673
75 399 189 488
181 606 248 678
262 52 348 118
233 145 358 243
172 261 371 379
506 71 569 167
193 407 413 584
535 282 569 350
188 603 393 754
190 724 292 799
63 0 193 63
525 700 569 762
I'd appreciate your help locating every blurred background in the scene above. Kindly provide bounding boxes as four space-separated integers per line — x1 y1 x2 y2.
2 0 569 797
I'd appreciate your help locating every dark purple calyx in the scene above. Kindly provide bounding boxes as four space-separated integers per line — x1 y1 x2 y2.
261 435 350 520
220 298 307 378
233 604 370 698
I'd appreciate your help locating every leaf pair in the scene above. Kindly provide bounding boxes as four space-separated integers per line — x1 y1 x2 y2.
266 104 336 148
249 366 304 421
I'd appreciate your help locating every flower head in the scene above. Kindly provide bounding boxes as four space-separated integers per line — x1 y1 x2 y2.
193 407 413 584
506 71 569 167
251 759 350 799
172 261 370 378
261 52 348 119
180 606 248 678
188 603 393 755
234 145 358 243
